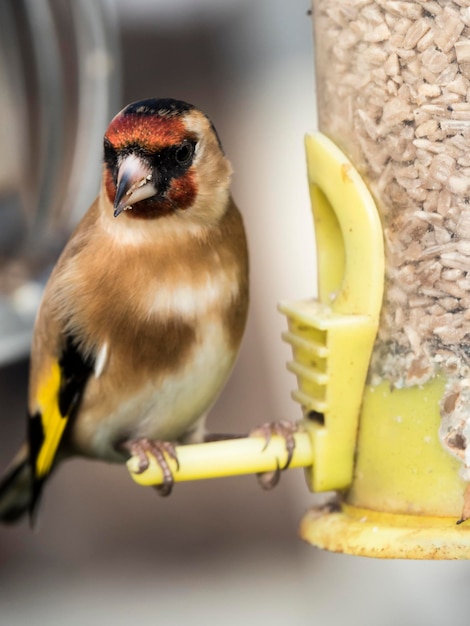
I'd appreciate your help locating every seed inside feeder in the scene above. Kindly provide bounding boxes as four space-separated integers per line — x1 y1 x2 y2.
313 0 470 478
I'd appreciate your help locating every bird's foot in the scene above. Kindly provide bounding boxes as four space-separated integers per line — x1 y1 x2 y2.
250 420 298 490
124 438 179 496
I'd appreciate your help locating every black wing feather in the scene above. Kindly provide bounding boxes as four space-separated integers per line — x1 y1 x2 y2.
28 333 95 521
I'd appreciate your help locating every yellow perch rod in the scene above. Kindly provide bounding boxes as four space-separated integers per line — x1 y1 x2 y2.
127 432 313 487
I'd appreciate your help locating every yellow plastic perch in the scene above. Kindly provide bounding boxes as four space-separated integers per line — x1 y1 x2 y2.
278 132 384 492
127 432 314 486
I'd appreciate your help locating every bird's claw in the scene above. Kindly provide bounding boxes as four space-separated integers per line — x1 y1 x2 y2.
127 438 179 496
256 459 282 491
250 420 299 490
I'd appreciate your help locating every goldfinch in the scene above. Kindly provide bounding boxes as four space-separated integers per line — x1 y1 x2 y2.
0 98 249 523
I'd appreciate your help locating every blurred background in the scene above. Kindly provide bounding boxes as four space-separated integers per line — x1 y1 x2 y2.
1 1 469 624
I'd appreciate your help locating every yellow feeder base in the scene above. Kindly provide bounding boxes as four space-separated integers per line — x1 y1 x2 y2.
300 376 470 559
348 376 467 517
300 503 470 559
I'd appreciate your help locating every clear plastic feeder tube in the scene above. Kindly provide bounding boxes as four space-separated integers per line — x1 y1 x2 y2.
313 0 470 497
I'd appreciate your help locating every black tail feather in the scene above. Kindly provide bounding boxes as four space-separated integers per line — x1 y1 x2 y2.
0 447 32 524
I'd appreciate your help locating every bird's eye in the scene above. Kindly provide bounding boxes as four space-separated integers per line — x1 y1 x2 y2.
103 137 116 162
103 137 118 178
174 141 195 166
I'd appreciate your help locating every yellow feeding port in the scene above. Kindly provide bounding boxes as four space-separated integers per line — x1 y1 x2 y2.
279 132 384 493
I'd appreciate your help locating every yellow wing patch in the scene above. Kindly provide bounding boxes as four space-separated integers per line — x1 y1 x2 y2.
34 361 69 479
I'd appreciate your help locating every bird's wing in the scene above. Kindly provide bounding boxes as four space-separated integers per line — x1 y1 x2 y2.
28 333 94 516
26 203 100 518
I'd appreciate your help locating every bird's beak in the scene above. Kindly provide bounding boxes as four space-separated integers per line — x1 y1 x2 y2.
113 155 157 218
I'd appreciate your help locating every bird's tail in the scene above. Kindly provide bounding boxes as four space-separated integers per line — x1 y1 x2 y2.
0 444 32 524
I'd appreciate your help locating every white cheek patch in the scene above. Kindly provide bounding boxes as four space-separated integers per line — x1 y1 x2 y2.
193 141 202 165
148 274 239 319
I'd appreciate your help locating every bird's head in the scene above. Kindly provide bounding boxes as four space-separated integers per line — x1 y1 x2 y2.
103 98 232 222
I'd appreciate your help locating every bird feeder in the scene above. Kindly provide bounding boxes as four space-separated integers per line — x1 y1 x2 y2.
293 0 470 558
128 0 470 559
